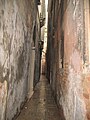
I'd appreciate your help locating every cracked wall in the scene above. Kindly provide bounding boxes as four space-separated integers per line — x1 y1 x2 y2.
47 0 89 120
0 0 40 120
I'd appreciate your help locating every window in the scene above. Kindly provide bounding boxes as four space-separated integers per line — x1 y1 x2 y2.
59 31 64 68
33 26 36 47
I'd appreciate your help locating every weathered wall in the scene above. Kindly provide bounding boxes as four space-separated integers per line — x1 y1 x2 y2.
47 0 90 120
0 0 41 120
82 0 90 119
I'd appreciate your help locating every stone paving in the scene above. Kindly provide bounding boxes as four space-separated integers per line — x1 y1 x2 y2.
15 75 61 120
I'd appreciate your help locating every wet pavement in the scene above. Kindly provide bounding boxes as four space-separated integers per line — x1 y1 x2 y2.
15 75 61 120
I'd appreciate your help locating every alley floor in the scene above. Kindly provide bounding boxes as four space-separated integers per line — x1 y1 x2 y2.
15 75 61 120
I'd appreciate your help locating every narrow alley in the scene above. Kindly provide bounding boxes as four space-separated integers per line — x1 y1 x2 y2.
15 75 62 120
0 0 90 120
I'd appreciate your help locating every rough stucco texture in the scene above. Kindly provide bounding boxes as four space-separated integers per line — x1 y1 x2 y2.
60 1 86 120
0 0 40 120
47 0 88 120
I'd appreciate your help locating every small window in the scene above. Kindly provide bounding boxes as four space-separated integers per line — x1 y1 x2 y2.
33 26 36 47
59 31 64 68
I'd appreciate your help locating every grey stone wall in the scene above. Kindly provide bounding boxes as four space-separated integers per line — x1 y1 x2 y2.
0 0 40 120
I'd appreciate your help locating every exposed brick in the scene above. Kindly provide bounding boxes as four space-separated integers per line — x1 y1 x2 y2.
47 0 87 120
83 93 89 99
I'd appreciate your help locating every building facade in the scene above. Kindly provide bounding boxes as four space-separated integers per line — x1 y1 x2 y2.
0 0 43 120
47 0 90 120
